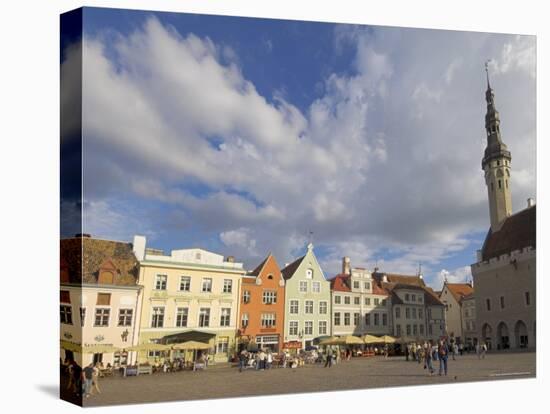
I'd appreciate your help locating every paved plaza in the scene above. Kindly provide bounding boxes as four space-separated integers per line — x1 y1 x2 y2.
78 351 535 407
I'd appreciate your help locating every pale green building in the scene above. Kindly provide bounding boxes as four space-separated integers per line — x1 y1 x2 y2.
281 243 331 349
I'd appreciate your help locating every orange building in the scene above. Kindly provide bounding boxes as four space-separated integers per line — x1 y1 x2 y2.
238 254 285 352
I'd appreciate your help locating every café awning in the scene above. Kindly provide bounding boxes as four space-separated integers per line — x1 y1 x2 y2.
171 341 210 350
161 330 216 345
124 343 171 352
362 334 382 344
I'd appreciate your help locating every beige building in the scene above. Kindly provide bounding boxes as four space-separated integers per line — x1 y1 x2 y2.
330 258 391 337
438 281 474 343
461 293 477 349
470 74 536 350
60 236 143 366
373 272 445 342
133 236 246 363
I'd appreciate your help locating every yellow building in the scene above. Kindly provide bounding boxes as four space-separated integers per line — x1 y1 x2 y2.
133 236 245 363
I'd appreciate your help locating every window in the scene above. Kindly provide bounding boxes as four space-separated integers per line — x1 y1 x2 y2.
155 275 167 290
241 313 249 328
382 314 387 326
395 307 401 319
304 321 313 335
381 299 387 306
405 294 410 301
411 294 416 302
60 290 71 304
428 324 433 335
150 307 164 328
305 300 314 314
148 350 163 359
334 312 341 326
486 298 491 311
427 308 432 319
95 308 110 327
335 295 341 304
419 324 424 335
364 282 371 290
96 293 111 306
299 281 308 293
365 314 371 325
312 281 321 293
412 308 417 319
179 276 191 291
118 309 133 327
216 337 229 354
223 279 233 293
220 308 231 326
289 321 299 335
202 278 212 293
354 297 360 305
344 313 351 326
405 307 410 318
60 305 73 325
80 307 86 327
353 281 360 289
243 290 251 303
406 324 411 335
263 290 277 304
396 324 401 337
305 268 313 279
344 296 351 305
374 313 379 326
290 300 299 314
525 292 531 306
418 296 423 303
199 308 210 327
319 301 328 314
319 321 327 335
500 296 505 309
261 313 276 328
176 307 189 327
365 297 371 306
498 179 502 189
413 324 418 335
354 312 360 325
374 298 380 306
418 309 423 319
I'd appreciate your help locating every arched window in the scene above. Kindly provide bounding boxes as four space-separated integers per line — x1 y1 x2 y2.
498 180 502 189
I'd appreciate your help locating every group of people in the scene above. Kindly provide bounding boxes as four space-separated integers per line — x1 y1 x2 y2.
405 340 451 376
63 359 102 399
238 349 276 371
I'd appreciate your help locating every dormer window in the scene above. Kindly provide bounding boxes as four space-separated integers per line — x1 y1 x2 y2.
267 274 273 280
305 269 313 279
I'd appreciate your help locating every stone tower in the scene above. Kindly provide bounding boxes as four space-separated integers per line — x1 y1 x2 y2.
482 63 512 232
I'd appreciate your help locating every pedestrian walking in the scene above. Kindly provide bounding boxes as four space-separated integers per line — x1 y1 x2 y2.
424 340 434 375
91 362 101 395
416 344 422 364
238 350 247 372
266 351 273 369
404 344 409 361
81 363 94 398
438 340 449 376
481 343 487 359
324 348 333 368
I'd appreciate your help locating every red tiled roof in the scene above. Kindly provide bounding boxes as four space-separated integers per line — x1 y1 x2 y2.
481 205 536 261
444 283 474 304
330 274 351 291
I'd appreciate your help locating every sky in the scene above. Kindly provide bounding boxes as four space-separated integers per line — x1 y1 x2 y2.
61 7 536 289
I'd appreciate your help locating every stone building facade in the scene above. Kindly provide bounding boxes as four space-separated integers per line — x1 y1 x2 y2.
470 72 536 350
438 282 474 343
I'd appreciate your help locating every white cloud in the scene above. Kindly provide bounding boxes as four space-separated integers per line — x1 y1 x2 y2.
73 18 536 280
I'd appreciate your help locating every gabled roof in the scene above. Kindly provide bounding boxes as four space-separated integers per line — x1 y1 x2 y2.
248 254 271 277
481 205 536 261
330 274 351 292
373 272 444 306
281 255 306 280
444 283 474 304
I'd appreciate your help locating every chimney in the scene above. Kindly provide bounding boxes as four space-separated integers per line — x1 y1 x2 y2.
527 198 535 208
342 257 351 275
132 235 146 261
226 256 235 263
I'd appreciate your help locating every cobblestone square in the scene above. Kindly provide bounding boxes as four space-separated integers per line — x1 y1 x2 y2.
76 351 536 407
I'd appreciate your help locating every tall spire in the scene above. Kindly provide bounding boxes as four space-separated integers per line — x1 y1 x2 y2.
485 60 491 90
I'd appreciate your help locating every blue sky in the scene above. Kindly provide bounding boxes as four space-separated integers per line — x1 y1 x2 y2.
62 7 536 289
